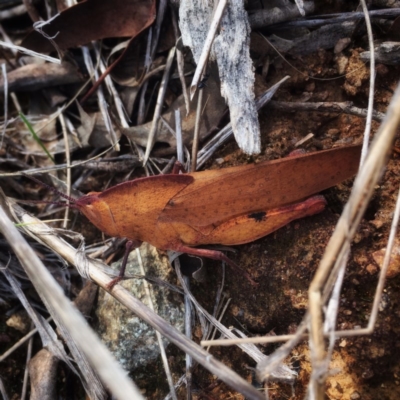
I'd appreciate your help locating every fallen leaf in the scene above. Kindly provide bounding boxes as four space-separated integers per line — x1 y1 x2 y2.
22 0 156 52
0 62 82 92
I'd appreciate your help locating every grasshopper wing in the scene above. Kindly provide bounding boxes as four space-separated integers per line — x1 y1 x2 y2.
160 145 361 227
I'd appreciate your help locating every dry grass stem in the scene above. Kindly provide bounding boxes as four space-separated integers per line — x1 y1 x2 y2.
0 40 60 63
191 86 203 171
359 0 375 167
143 46 176 164
308 82 400 398
188 0 228 100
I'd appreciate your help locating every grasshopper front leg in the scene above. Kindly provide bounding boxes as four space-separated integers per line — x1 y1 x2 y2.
107 239 142 290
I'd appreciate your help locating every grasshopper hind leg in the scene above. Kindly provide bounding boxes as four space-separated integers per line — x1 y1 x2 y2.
175 244 259 286
205 195 327 246
176 196 326 286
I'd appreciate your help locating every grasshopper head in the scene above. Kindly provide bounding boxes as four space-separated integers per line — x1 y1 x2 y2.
77 193 119 237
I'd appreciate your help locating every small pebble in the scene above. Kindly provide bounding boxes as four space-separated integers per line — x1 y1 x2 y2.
334 38 351 54
6 312 30 333
350 391 361 399
372 238 400 278
366 264 378 275
370 219 384 229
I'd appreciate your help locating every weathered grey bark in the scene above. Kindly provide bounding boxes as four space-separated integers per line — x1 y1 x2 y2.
179 0 261 154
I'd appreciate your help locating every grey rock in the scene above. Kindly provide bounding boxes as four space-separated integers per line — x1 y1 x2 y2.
96 243 184 371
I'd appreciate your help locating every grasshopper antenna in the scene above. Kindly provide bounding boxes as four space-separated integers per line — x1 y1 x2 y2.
23 173 78 205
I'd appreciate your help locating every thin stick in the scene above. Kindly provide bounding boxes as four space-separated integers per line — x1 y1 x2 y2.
366 180 400 330
0 63 8 150
20 324 33 400
171 9 190 116
58 111 71 229
96 46 130 129
269 100 384 122
150 0 167 59
137 29 152 125
191 87 203 172
189 0 228 100
0 23 18 58
0 377 9 400
183 274 193 400
143 46 176 165
82 46 120 151
359 0 375 167
0 40 60 64
160 116 191 170
206 298 231 353
175 109 184 164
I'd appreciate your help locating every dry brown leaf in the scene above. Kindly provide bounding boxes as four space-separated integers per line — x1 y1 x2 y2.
0 62 83 92
22 0 156 52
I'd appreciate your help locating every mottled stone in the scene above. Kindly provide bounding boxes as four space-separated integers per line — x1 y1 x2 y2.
95 243 184 371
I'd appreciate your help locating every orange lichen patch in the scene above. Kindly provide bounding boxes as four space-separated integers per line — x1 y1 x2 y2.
372 238 400 278
343 49 370 96
295 345 360 400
